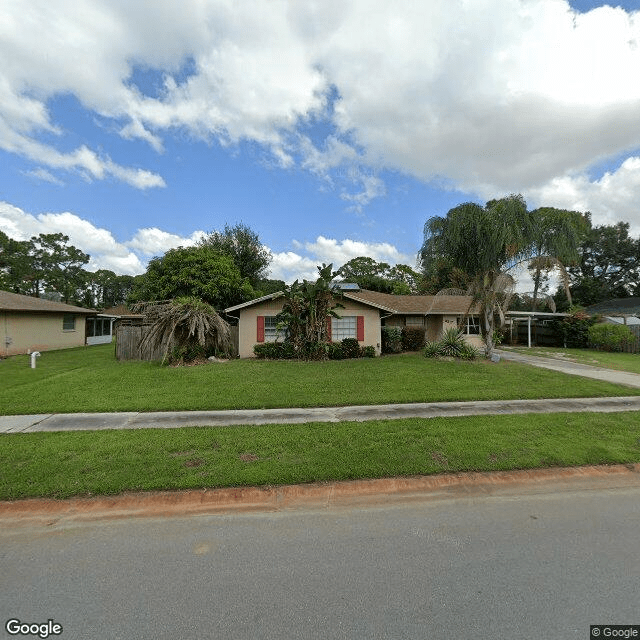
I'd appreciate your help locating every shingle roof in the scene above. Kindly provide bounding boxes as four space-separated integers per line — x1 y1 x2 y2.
343 290 477 314
224 289 476 315
0 290 96 314
587 297 640 316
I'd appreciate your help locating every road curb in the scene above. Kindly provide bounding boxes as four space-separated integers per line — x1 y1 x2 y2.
2 464 639 526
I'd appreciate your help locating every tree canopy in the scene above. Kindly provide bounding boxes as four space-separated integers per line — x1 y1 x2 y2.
420 195 539 356
336 256 420 294
129 245 255 309
199 223 271 288
566 220 640 307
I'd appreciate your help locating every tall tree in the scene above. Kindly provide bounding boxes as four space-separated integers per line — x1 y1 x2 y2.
129 245 255 309
420 195 538 357
199 223 271 287
567 221 640 306
527 207 589 309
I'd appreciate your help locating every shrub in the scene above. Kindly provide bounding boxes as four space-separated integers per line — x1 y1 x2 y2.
381 326 403 354
588 323 635 352
402 326 426 351
341 338 362 359
438 327 467 357
328 342 344 360
552 307 596 348
253 342 295 359
459 342 480 360
423 341 441 358
361 345 376 358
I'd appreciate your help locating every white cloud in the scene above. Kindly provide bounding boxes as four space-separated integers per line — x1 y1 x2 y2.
2 0 640 219
126 228 207 256
269 235 412 282
22 168 64 185
528 156 640 236
0 202 145 275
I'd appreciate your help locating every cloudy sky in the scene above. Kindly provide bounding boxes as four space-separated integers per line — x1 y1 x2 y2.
1 0 639 285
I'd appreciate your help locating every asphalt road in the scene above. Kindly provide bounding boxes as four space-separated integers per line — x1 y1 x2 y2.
2 478 639 639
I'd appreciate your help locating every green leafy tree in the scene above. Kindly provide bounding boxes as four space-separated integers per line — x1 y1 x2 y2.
567 221 640 306
199 223 271 288
420 195 537 357
129 245 255 309
336 257 421 294
276 264 344 360
0 231 34 294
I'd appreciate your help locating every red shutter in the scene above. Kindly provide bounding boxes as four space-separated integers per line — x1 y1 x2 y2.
257 316 265 342
327 317 332 341
357 316 364 341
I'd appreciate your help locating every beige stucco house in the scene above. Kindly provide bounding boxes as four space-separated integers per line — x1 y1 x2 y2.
1 290 99 356
225 287 481 358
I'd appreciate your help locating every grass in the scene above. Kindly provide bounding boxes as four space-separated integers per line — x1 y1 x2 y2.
1 343 639 416
503 346 640 374
1 412 640 500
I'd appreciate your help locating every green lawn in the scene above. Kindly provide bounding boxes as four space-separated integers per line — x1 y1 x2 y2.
502 346 640 374
2 411 639 500
1 343 639 416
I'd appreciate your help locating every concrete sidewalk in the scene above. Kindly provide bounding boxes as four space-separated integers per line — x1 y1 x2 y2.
2 396 640 433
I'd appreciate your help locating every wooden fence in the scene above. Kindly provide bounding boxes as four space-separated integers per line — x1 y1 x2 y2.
116 323 239 361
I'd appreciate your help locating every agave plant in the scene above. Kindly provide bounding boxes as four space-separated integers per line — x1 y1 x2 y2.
438 327 467 357
133 297 232 364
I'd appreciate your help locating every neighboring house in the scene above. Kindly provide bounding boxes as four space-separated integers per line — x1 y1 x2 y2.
225 287 481 358
587 297 640 325
1 290 98 356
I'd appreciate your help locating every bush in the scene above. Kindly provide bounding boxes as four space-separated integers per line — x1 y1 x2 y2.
459 342 480 360
402 326 426 351
253 342 295 359
328 342 344 360
552 307 596 348
423 328 478 360
361 345 376 358
588 323 635 352
381 326 403 354
423 341 441 358
340 338 362 359
438 327 467 357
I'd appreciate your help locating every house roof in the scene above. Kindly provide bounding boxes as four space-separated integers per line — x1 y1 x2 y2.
586 297 640 316
224 289 476 315
102 304 143 318
343 290 477 314
225 292 283 313
0 290 96 314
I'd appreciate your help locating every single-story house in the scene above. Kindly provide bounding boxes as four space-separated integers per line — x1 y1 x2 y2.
587 297 640 325
0 290 104 356
225 286 481 358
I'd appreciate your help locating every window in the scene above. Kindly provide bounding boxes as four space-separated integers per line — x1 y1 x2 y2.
87 318 111 337
406 316 424 326
62 314 76 331
264 316 284 342
460 316 480 335
332 316 357 341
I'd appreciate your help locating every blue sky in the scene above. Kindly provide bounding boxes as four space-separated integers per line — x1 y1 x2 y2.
1 0 640 286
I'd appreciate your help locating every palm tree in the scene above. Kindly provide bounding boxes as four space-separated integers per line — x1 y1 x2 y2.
527 208 589 310
420 195 537 357
133 297 232 364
